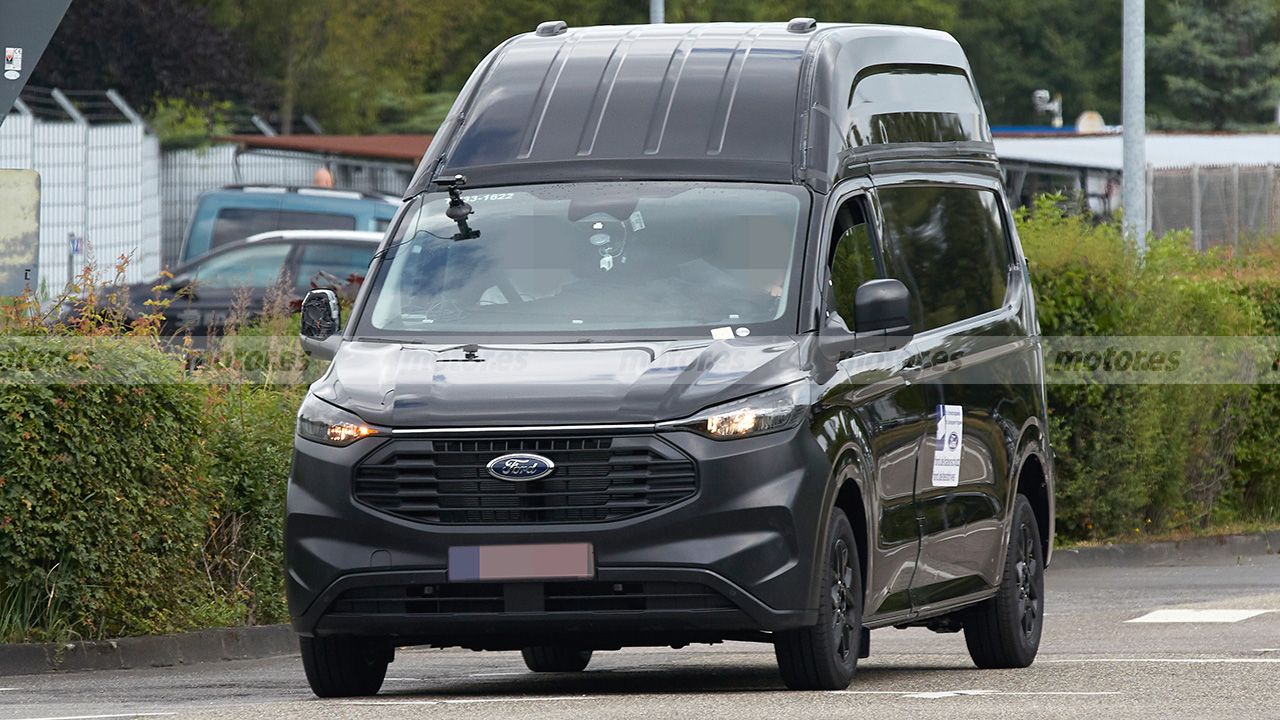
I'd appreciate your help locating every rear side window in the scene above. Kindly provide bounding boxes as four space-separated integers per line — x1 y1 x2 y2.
296 243 376 290
877 186 1012 331
210 209 356 251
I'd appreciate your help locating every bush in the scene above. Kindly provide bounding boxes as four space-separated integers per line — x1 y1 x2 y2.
0 271 313 641
1019 197 1274 539
0 338 220 640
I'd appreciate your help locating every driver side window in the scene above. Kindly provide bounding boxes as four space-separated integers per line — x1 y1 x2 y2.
828 195 881 325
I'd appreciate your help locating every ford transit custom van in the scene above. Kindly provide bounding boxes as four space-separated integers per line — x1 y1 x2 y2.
287 19 1055 696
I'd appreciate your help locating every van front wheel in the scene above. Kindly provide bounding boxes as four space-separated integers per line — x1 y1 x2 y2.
300 635 390 698
774 507 862 690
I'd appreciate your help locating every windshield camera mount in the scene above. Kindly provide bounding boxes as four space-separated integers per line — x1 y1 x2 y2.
433 174 481 241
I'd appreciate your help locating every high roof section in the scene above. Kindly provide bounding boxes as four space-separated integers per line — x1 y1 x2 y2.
407 22 990 196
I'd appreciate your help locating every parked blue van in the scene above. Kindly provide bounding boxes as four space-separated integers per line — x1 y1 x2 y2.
180 185 399 265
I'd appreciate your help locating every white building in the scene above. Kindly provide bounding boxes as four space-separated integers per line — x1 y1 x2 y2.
996 133 1280 248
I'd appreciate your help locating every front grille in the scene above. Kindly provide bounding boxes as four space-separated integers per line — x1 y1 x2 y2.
353 435 698 524
328 581 732 615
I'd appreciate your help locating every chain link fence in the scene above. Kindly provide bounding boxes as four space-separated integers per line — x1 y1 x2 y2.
1151 165 1280 249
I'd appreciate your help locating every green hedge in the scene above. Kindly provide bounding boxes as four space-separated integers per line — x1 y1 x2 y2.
0 331 302 642
1019 197 1279 538
0 340 217 640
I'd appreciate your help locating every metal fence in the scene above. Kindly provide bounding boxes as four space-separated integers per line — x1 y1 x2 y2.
1006 159 1280 250
0 88 161 293
1151 165 1280 249
3 88 417 291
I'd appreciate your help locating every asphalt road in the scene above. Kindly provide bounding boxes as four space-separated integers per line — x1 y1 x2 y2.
3 555 1278 720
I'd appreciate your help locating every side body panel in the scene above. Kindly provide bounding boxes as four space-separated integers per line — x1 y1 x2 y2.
867 169 1049 613
811 179 925 621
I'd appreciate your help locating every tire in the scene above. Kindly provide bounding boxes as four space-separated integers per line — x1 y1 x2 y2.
521 646 593 673
963 494 1045 669
774 507 863 690
300 635 391 698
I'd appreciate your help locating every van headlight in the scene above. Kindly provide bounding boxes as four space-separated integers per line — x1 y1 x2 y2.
296 394 381 446
663 381 810 440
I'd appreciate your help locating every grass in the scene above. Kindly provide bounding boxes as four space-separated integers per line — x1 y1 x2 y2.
1058 520 1280 549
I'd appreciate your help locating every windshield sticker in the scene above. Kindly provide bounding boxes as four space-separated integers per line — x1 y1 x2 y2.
629 210 645 232
710 326 734 340
735 327 750 337
931 405 964 487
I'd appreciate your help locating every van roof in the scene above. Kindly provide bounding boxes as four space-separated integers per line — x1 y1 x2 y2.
407 21 992 197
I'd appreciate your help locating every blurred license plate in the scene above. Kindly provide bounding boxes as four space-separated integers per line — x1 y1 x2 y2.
448 543 594 582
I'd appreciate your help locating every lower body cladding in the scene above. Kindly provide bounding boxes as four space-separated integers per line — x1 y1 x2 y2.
286 425 832 650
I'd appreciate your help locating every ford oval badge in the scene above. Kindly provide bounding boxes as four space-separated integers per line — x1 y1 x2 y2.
486 453 555 482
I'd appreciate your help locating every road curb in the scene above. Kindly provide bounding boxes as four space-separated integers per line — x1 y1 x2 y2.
1051 531 1279 570
0 624 297 677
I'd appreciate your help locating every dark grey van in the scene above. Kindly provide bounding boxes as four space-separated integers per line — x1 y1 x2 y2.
287 20 1054 696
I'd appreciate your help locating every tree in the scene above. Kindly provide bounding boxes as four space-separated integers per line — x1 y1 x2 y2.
1151 0 1280 129
951 0 1178 126
28 0 249 111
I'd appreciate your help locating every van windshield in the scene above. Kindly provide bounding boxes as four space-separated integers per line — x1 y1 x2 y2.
359 182 808 338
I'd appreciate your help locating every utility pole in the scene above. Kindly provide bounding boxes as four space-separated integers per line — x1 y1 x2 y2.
1123 0 1147 253
650 0 664 24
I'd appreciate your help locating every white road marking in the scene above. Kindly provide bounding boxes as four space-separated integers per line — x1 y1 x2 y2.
8 714 176 720
344 695 598 706
1126 609 1272 623
904 690 999 699
468 671 526 677
1064 655 1280 661
831 690 1120 700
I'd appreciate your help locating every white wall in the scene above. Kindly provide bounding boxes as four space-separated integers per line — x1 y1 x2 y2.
0 111 161 294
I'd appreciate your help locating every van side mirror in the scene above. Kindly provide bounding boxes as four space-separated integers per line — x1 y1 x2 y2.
820 278 915 358
300 289 342 359
854 278 913 338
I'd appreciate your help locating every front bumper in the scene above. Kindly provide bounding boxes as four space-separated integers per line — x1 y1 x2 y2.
285 424 832 646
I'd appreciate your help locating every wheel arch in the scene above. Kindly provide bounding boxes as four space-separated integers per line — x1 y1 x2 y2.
831 451 871 592
1014 450 1052 565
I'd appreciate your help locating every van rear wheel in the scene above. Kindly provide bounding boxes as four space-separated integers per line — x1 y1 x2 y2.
963 494 1045 668
521 646 593 672
300 635 391 698
774 507 863 690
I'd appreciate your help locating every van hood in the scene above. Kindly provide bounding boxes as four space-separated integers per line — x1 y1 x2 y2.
312 338 811 428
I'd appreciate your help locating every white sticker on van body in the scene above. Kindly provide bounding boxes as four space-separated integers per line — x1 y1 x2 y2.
931 404 964 487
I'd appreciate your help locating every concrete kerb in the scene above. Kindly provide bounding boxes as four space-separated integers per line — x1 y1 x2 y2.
0 624 298 677
1051 531 1279 570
